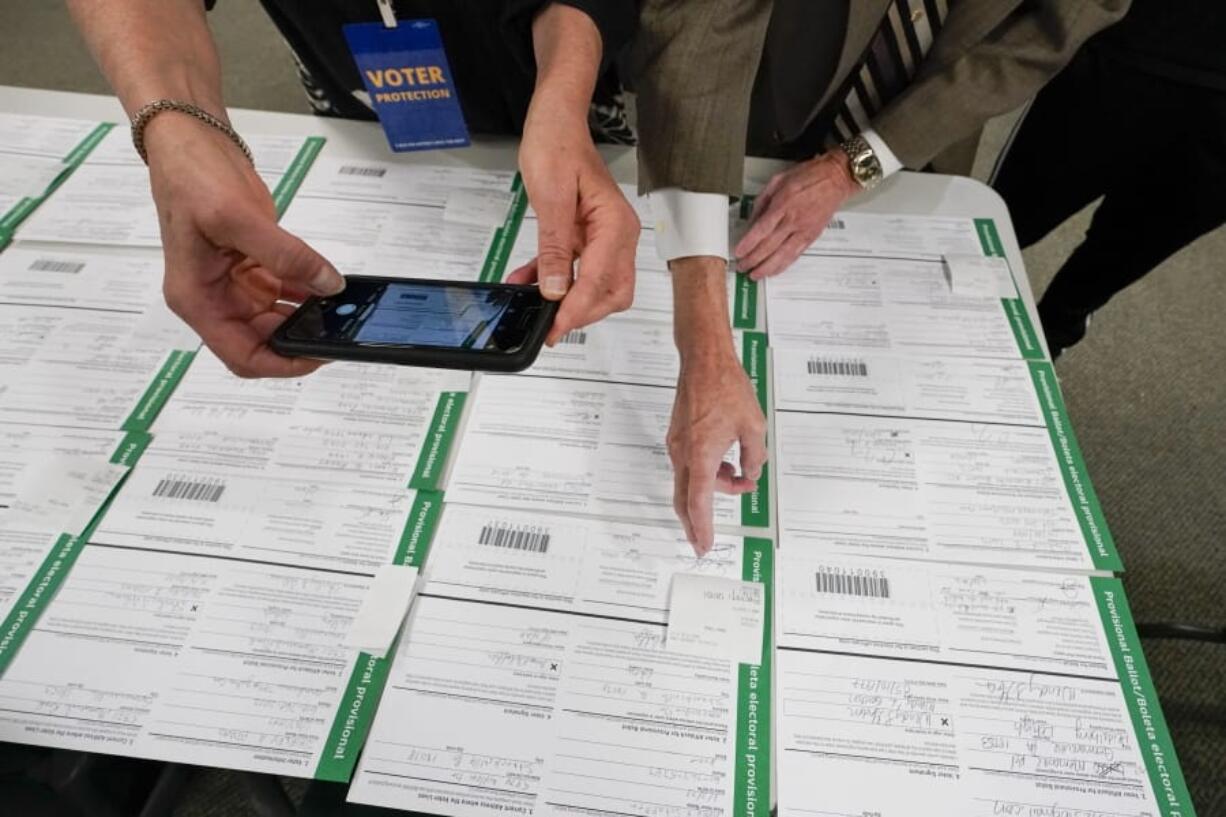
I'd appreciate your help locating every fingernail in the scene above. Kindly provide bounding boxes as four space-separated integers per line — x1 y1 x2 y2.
541 275 569 299
312 266 345 296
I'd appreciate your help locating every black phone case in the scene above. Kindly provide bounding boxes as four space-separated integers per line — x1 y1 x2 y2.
269 277 559 373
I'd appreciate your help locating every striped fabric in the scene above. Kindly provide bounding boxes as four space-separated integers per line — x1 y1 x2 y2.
830 0 952 143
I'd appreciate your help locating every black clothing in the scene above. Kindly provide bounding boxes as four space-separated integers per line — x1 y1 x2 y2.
993 10 1226 355
212 1 636 137
747 0 849 158
1097 0 1226 91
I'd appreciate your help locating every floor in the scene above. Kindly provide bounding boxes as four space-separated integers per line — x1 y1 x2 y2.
2 1 1223 814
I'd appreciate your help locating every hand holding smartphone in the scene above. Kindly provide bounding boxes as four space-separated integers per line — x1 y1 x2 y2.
270 276 559 372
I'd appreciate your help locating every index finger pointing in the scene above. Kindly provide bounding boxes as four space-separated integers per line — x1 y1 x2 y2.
686 450 722 555
672 461 696 546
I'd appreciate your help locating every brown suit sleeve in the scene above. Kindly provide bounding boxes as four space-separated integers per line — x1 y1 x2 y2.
874 0 1130 170
625 0 773 197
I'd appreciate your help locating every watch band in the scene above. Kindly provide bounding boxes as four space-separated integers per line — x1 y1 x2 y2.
130 100 254 166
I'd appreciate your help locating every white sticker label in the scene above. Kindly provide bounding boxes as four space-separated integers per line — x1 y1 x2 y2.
943 253 1017 298
346 563 420 659
0 458 130 536
666 573 764 664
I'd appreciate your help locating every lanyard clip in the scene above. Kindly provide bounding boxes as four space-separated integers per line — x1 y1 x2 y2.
376 0 397 28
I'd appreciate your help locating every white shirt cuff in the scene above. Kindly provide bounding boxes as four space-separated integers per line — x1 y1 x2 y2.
647 188 730 263
861 128 904 178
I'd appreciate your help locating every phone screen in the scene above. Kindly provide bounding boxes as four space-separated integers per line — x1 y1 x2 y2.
287 279 538 352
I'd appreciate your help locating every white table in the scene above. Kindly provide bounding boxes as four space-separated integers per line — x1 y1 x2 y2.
0 85 1061 814
0 84 1045 359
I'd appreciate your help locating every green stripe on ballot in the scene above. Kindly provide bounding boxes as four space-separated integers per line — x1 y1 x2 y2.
0 533 86 675
409 391 467 491
272 136 326 217
314 651 393 782
121 349 197 433
733 537 772 817
1092 577 1196 817
480 173 528 283
974 217 1005 258
733 274 758 330
315 492 445 781
393 490 444 568
741 332 770 527
1029 361 1120 571
61 122 115 167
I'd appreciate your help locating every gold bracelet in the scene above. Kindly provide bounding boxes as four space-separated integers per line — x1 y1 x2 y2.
129 99 254 165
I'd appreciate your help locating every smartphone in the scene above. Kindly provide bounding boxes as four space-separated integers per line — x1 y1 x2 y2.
270 276 558 372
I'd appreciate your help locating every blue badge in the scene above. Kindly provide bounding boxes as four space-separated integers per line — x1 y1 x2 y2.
344 18 471 152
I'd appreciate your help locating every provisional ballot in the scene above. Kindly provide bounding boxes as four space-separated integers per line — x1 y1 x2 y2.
348 508 774 817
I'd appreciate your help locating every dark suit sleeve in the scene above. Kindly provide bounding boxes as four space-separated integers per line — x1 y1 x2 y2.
502 0 639 75
874 0 1130 169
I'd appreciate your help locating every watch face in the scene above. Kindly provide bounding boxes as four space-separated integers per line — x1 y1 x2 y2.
853 153 882 185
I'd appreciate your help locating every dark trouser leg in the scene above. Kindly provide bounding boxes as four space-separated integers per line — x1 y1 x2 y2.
992 48 1117 249
1038 173 1226 351
1037 82 1226 353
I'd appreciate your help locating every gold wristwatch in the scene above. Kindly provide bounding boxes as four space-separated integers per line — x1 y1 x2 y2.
840 134 884 190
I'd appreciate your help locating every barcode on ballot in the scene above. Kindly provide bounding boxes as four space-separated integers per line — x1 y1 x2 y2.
29 259 85 274
807 357 869 377
339 165 387 178
152 476 226 503
815 568 890 599
827 217 846 230
478 524 551 553
557 329 587 345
